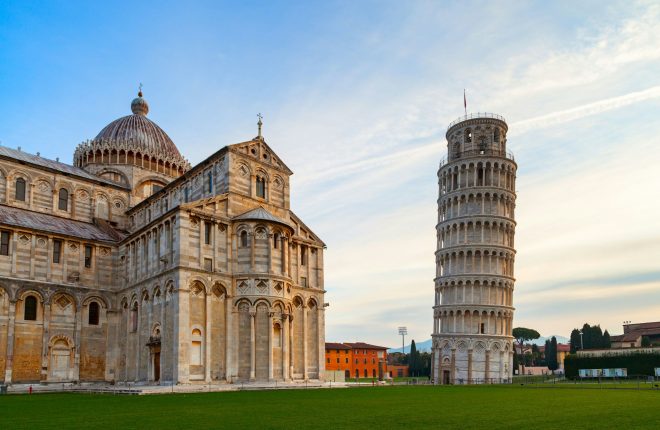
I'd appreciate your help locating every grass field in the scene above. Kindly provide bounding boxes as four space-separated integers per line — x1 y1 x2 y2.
1 385 659 429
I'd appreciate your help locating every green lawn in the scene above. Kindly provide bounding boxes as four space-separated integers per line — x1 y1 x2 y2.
1 385 659 429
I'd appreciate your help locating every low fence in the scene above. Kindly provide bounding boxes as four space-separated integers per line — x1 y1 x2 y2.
513 374 660 390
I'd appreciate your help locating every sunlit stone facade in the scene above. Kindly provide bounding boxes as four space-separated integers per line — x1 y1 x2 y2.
0 92 325 385
432 113 516 384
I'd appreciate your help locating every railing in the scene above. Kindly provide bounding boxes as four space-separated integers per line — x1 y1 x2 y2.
447 113 506 130
439 149 515 167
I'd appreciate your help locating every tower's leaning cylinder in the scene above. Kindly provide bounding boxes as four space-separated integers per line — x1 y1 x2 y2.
432 113 517 384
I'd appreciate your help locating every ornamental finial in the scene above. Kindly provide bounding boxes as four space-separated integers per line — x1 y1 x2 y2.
257 113 263 138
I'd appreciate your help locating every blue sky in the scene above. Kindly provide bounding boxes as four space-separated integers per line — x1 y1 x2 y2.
1 1 659 347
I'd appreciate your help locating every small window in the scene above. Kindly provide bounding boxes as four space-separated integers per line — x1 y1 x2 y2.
336 358 339 363
15 178 26 201
480 323 485 334
256 176 266 198
207 172 213 194
345 358 348 364
130 303 138 332
53 239 62 263
88 302 100 325
163 198 168 212
203 258 213 272
240 231 248 248
58 188 69 211
300 277 307 288
465 128 472 143
204 222 211 245
0 231 10 256
84 245 93 268
300 246 307 266
327 358 330 363
273 233 279 249
24 295 37 321
184 187 189 202
494 128 500 143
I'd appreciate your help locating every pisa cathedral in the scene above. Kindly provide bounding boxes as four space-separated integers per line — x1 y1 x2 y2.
432 113 516 384
0 91 325 385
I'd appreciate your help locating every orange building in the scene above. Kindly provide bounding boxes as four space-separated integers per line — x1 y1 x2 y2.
325 342 388 380
387 365 409 378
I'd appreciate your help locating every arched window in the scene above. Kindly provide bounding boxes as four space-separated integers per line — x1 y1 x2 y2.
372 369 376 378
207 171 213 194
15 178 26 201
88 302 100 325
273 233 279 249
494 128 500 143
58 188 69 211
24 295 37 321
465 128 472 143
364 369 368 378
256 176 266 199
240 231 248 248
273 324 281 347
191 328 203 365
130 303 138 332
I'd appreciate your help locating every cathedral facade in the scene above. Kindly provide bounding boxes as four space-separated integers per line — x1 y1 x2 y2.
432 113 516 384
0 91 326 384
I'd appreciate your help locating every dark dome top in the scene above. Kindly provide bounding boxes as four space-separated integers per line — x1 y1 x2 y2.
95 92 183 160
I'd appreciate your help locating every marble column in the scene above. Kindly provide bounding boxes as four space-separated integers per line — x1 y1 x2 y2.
249 308 256 381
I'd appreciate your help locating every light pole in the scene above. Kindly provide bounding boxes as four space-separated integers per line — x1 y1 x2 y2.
398 327 407 354
579 330 584 350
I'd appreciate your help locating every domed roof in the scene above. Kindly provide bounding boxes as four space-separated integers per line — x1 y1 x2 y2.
94 91 183 160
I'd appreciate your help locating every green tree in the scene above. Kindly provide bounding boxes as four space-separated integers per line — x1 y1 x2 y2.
543 339 551 367
512 327 540 374
531 344 541 366
570 328 581 353
602 330 611 349
641 336 651 347
548 336 559 372
409 340 418 376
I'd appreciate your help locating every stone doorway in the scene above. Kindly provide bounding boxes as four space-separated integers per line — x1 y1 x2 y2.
153 352 161 382
48 335 74 382
443 370 450 385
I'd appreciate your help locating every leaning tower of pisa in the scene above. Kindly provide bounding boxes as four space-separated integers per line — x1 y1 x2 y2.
431 113 517 385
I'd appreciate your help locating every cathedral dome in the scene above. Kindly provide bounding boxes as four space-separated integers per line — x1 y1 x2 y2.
74 91 191 178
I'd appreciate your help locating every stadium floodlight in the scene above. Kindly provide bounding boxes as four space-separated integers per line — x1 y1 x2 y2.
398 326 408 354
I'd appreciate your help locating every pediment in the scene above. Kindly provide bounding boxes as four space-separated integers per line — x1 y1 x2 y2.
229 138 293 175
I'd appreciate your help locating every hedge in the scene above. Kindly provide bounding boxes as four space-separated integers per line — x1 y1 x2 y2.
564 352 660 379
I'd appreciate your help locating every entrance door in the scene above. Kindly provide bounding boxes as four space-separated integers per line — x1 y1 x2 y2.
154 352 161 382
50 340 71 380
443 370 450 385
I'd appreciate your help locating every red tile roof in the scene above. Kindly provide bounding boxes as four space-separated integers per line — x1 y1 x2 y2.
325 342 351 350
343 342 388 350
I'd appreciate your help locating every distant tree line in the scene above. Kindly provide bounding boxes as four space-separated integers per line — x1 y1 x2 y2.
387 340 432 377
564 352 660 379
569 323 611 353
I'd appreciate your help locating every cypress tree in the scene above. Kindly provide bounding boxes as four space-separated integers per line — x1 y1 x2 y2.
603 330 611 349
569 329 579 353
548 336 559 372
409 340 418 376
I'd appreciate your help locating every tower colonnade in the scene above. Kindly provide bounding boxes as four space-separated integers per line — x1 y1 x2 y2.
432 113 517 385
